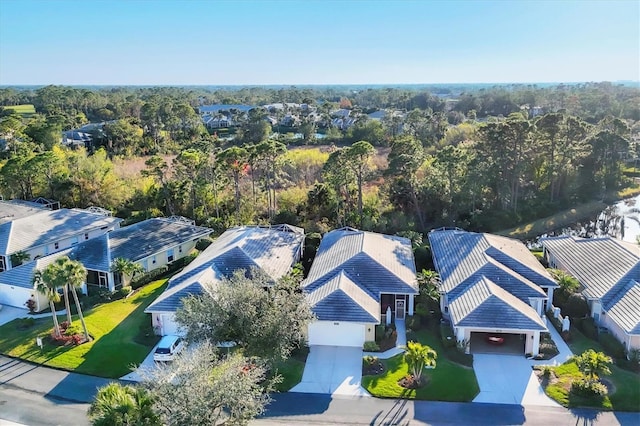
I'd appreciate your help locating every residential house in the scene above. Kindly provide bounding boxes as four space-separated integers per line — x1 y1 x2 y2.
72 217 212 294
0 249 73 312
541 236 640 353
429 229 557 356
202 114 235 129
145 224 304 336
0 201 122 273
301 227 418 348
62 130 93 148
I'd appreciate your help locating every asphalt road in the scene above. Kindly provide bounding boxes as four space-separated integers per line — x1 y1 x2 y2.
0 385 89 426
1 355 639 426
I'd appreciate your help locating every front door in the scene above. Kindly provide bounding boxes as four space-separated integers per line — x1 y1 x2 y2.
395 299 406 320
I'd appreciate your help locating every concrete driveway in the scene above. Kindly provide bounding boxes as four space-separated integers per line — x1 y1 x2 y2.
0 305 28 326
290 346 369 396
473 354 559 406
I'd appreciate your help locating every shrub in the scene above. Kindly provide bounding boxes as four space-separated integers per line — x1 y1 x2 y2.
364 341 380 352
563 293 590 318
571 378 607 397
130 266 169 289
406 315 421 331
542 366 552 379
598 333 626 359
375 324 386 342
379 330 398 352
64 323 83 336
195 238 213 251
24 298 36 314
363 355 379 365
118 285 133 298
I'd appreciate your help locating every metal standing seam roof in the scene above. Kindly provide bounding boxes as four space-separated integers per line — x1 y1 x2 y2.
449 277 547 331
428 229 552 331
600 263 640 335
145 225 304 314
0 208 122 255
307 270 380 323
540 236 639 300
0 248 73 289
430 230 556 294
302 227 418 323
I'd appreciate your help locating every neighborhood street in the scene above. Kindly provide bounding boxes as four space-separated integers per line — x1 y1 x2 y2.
1 355 639 426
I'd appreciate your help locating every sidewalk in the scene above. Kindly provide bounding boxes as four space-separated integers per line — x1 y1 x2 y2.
0 305 68 327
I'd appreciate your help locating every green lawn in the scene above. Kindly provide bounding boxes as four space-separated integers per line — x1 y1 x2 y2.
0 279 167 378
543 328 640 411
3 104 36 115
362 330 479 401
273 358 306 392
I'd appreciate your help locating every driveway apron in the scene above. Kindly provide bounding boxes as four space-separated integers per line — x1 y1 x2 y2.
290 346 369 396
473 354 560 406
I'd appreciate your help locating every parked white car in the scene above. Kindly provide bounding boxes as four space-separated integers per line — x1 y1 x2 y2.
153 335 185 362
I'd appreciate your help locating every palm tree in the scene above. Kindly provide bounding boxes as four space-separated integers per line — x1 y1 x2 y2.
9 250 30 267
33 270 62 338
88 382 160 426
111 257 144 288
417 269 440 304
57 257 90 341
572 349 612 385
404 341 437 383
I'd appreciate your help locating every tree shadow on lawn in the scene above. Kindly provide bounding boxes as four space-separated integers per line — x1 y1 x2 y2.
0 315 77 364
66 283 166 378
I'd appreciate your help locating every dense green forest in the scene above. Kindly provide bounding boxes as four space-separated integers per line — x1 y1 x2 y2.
0 83 638 237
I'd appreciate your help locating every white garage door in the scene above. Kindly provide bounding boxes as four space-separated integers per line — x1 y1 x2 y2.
161 314 182 336
0 284 31 309
308 321 365 347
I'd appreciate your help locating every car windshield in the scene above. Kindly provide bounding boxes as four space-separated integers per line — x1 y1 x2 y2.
155 347 171 354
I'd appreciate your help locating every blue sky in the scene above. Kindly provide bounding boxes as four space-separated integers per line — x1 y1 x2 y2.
0 0 638 85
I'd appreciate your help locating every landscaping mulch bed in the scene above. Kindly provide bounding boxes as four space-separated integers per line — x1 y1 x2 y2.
398 374 429 389
363 360 386 376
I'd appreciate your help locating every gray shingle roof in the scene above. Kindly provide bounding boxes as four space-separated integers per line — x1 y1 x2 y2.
145 225 304 314
0 208 122 255
540 236 639 300
71 234 110 271
303 228 418 323
0 200 48 224
0 249 73 289
429 229 550 331
70 218 211 272
449 277 547 331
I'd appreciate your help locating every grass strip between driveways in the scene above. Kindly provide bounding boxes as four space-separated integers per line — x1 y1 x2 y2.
362 329 479 401
273 357 306 392
0 279 167 378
